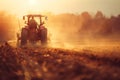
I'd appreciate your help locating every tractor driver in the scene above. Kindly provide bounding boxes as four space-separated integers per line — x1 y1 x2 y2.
29 16 37 30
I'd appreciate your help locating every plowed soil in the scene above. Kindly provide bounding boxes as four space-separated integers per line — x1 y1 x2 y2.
0 43 120 80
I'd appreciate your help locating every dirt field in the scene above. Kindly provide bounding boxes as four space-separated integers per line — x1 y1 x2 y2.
0 43 120 80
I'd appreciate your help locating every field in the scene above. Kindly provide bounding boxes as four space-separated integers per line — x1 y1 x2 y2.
0 43 120 80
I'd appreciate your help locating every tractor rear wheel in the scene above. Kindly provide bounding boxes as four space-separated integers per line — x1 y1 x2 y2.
21 28 28 46
40 28 47 46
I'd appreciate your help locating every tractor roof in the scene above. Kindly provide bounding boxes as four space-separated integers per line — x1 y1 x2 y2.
24 14 45 17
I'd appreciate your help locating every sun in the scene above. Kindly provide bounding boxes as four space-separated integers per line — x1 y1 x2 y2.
28 0 39 12
29 0 37 6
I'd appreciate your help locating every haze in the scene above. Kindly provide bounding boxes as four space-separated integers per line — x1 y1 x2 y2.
0 0 120 16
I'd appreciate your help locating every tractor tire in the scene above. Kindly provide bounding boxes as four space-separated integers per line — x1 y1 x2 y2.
21 28 28 46
40 28 47 46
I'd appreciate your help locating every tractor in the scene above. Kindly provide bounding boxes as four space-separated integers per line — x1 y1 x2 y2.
17 14 48 47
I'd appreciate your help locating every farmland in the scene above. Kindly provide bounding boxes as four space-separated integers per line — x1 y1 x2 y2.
0 43 120 80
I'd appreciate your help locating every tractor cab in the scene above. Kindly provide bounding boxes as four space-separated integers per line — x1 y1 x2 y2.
23 14 47 27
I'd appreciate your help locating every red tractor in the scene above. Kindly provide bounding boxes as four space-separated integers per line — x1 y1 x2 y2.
17 14 48 47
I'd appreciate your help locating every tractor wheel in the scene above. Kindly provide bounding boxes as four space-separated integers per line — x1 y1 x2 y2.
40 28 47 46
21 28 28 46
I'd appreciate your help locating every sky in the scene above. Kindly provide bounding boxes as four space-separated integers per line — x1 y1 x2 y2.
0 0 120 16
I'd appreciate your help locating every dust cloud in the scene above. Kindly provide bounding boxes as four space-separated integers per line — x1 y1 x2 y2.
0 11 120 48
0 11 18 43
45 11 120 48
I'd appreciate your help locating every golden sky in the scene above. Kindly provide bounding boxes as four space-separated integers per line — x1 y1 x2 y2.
0 0 120 16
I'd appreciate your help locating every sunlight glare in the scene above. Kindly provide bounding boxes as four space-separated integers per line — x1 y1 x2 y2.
29 0 37 6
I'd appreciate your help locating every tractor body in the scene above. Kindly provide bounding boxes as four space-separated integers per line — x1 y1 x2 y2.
17 14 48 47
